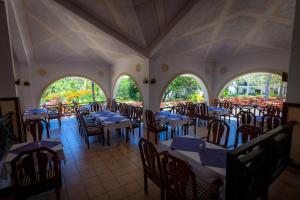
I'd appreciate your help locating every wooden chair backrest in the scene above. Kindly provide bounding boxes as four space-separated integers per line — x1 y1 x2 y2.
234 125 262 148
262 115 283 132
138 138 163 183
11 147 61 196
236 110 256 127
207 119 230 148
91 102 102 112
162 153 198 200
28 120 45 141
145 110 156 128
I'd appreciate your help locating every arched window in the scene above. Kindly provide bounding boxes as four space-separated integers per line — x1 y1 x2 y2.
114 75 142 106
40 76 106 106
161 74 208 108
219 72 287 107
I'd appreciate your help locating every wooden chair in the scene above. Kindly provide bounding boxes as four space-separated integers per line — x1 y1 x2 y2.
219 100 233 122
145 110 168 144
11 147 62 200
176 103 186 115
211 98 221 107
236 110 256 128
79 114 104 148
90 102 102 112
28 119 49 141
186 103 198 135
161 153 223 200
44 104 62 127
266 105 281 116
205 119 230 148
197 103 215 126
131 107 143 137
261 115 283 132
138 138 166 200
110 99 117 112
234 125 263 148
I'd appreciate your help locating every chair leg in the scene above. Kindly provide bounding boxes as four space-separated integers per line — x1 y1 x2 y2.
147 129 150 140
56 187 61 200
155 132 158 144
139 125 141 137
160 187 165 200
87 136 90 149
194 121 196 135
144 174 148 194
58 118 61 127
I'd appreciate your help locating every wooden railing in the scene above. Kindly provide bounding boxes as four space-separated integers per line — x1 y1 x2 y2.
226 121 295 200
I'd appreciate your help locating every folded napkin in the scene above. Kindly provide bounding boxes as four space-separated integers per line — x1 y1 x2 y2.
171 137 204 152
199 148 227 168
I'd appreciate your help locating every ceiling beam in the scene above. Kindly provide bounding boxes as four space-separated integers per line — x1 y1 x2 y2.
53 0 148 57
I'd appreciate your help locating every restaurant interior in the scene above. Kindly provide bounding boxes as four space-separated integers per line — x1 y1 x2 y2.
1 0 300 199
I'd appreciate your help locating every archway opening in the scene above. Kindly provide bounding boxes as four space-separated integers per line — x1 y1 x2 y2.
40 76 106 106
114 75 142 107
160 74 207 108
219 72 287 108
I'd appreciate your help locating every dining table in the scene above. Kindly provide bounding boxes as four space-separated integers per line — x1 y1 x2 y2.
160 135 226 199
23 108 48 121
92 110 132 145
208 106 230 118
155 111 190 137
1 138 65 179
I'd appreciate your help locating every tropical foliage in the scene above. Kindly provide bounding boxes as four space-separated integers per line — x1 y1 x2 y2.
116 76 141 103
162 75 204 106
220 73 287 99
40 77 106 105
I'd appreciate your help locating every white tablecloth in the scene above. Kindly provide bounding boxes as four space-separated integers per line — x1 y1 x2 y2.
23 109 48 121
208 107 230 118
159 135 226 199
156 111 190 127
1 138 65 179
92 111 131 132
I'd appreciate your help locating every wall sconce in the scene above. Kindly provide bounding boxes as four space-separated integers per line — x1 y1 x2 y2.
150 78 156 84
143 77 148 84
23 81 30 86
15 79 21 85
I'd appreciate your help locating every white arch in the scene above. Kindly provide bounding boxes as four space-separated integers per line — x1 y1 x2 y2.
160 73 210 104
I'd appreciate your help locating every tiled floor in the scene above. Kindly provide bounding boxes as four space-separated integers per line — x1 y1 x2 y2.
12 117 300 199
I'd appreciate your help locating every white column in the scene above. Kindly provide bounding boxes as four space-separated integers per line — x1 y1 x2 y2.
0 0 16 98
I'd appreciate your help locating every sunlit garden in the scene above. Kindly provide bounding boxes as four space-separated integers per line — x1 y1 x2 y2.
40 77 106 106
115 75 142 106
219 72 287 108
161 74 205 108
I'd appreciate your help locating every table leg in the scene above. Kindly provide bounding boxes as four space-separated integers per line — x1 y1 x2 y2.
126 127 129 142
107 130 110 146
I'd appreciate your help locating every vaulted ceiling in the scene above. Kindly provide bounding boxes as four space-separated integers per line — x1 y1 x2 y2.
154 0 296 61
11 0 296 65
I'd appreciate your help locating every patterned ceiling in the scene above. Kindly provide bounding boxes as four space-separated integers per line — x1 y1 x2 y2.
13 0 296 64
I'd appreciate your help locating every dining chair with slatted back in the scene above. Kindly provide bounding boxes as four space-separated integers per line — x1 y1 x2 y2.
234 125 263 148
262 114 283 132
91 102 102 112
79 113 104 148
28 119 48 141
220 100 233 122
145 110 168 144
236 110 256 128
206 119 230 148
161 153 223 200
131 107 143 137
176 103 186 115
266 105 281 116
11 147 62 200
211 98 221 107
44 104 62 127
185 103 198 135
197 103 215 127
138 138 166 200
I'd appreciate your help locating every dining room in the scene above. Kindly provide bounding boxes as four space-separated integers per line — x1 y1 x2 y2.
1 0 300 200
